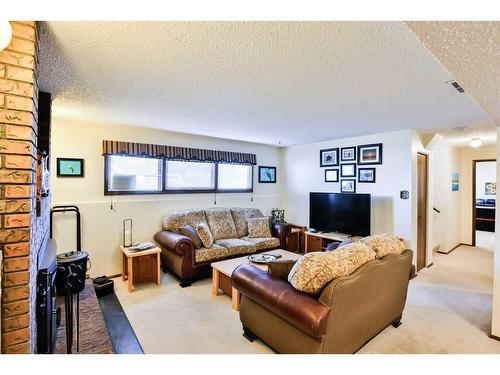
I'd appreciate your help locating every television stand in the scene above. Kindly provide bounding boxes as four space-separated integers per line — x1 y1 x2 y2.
304 231 362 253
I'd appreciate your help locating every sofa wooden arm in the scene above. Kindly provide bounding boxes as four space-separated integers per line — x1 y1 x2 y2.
154 230 194 256
232 265 329 338
272 222 291 249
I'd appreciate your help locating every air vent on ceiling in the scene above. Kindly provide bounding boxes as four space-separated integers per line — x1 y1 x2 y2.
449 80 465 93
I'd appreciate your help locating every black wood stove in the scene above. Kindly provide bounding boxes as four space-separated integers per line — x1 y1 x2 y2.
36 236 59 354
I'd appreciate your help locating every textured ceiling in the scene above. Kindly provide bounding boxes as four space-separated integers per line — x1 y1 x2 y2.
38 21 494 146
425 126 497 147
406 21 500 126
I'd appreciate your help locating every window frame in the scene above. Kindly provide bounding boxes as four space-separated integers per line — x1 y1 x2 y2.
163 159 217 194
104 155 165 195
216 163 254 193
104 155 254 195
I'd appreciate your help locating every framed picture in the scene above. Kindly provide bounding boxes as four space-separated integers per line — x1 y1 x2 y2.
341 179 356 193
452 172 460 192
358 168 376 183
320 148 339 167
340 163 356 177
358 143 383 165
57 158 84 177
324 169 339 182
341 147 356 162
258 166 276 183
485 182 496 195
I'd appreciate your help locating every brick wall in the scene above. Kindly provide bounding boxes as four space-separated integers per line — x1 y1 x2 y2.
0 21 50 354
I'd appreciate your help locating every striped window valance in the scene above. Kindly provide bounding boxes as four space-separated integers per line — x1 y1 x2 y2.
102 140 257 165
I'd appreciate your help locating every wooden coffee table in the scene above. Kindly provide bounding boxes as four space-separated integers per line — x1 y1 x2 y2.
211 249 301 310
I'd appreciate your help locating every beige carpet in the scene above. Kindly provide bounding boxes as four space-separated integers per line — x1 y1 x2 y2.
114 245 500 354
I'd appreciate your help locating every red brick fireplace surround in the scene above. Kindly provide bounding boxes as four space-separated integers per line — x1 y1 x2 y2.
0 21 50 354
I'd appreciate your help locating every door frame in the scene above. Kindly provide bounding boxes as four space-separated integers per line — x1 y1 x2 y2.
417 152 429 271
472 159 496 246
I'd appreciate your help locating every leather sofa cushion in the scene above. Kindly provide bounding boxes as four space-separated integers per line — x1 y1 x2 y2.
214 238 256 256
205 208 238 240
195 244 228 263
361 234 407 259
248 217 272 238
178 224 203 249
241 236 280 250
288 242 375 294
163 209 208 232
230 208 264 238
232 265 329 338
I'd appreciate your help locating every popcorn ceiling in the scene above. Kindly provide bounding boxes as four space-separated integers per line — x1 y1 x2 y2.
406 21 500 126
37 21 494 146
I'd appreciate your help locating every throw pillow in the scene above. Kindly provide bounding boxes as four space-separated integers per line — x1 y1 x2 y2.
178 224 203 249
196 222 214 248
268 259 298 281
230 208 264 237
325 237 353 251
325 241 341 251
361 234 406 259
248 217 272 238
288 242 375 294
204 208 237 240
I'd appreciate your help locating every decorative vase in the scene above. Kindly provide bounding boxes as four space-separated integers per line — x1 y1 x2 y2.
41 153 50 197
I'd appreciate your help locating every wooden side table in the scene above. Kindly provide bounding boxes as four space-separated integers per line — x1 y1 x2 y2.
304 231 361 253
120 245 161 292
287 223 308 253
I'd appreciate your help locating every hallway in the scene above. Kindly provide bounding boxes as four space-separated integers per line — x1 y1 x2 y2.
360 245 500 353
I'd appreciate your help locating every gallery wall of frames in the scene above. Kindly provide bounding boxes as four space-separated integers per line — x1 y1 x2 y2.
319 143 382 193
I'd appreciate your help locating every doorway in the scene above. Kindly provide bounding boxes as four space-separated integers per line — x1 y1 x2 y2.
417 153 428 271
472 159 496 250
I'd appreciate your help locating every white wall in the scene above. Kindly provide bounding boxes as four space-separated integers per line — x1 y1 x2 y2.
458 145 496 245
431 143 461 253
476 161 496 200
281 129 420 259
51 118 282 277
492 127 500 338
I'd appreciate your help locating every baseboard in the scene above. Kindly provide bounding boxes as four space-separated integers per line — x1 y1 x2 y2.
436 243 468 254
490 334 500 342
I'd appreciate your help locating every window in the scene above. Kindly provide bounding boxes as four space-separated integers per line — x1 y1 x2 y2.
217 163 253 191
106 155 162 193
104 156 253 195
165 161 215 191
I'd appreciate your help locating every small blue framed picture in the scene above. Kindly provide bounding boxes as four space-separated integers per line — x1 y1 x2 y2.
57 158 84 177
259 166 276 183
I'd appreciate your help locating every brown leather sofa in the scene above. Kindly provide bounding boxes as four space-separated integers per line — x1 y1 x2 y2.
232 249 413 353
154 207 290 287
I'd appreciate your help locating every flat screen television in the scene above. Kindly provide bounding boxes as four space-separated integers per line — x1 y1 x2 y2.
309 192 371 236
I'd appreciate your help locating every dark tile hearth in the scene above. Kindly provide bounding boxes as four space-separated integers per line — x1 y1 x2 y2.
54 279 114 354
98 289 143 354
54 278 143 354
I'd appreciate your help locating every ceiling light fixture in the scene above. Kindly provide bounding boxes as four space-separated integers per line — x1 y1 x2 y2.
470 137 482 148
0 21 12 51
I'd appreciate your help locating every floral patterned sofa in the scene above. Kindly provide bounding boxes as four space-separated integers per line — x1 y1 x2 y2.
154 207 290 287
